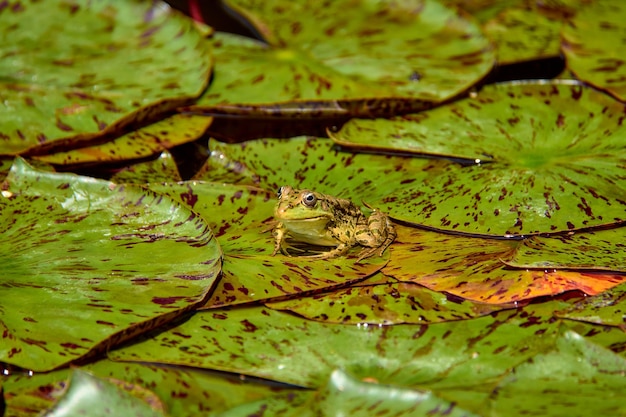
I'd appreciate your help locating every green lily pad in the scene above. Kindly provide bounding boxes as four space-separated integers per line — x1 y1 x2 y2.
109 306 559 389
0 0 212 156
331 82 626 235
110 151 182 185
146 182 387 308
562 0 626 102
3 360 288 417
483 7 561 64
489 329 626 416
33 114 212 167
0 159 221 371
504 227 626 272
220 369 480 417
41 369 165 417
266 281 508 325
555 282 626 327
187 0 494 116
384 225 626 304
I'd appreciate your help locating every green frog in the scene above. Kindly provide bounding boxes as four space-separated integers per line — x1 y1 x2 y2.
271 186 396 261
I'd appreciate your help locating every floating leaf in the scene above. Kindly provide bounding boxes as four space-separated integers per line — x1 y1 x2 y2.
0 0 212 155
41 369 165 417
109 306 559 389
3 360 287 417
187 0 494 116
267 281 507 325
146 182 387 308
489 330 626 416
221 369 480 417
110 151 182 185
0 159 221 371
331 83 626 235
504 227 626 272
555 282 626 328
483 7 561 64
383 225 625 304
562 0 626 102
33 114 212 167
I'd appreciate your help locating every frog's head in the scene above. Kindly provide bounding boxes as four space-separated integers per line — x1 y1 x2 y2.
274 186 334 221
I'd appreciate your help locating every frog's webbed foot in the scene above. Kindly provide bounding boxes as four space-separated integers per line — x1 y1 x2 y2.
299 243 350 260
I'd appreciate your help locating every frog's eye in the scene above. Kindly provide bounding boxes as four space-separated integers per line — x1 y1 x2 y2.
302 193 317 207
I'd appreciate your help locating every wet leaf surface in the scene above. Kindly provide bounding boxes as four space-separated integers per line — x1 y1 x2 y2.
332 83 626 235
109 305 559 389
187 0 494 115
33 115 212 167
220 369 480 417
146 182 387 308
0 159 221 371
562 0 626 102
41 369 165 417
0 0 212 155
3 360 288 417
384 225 626 304
266 281 508 325
110 151 182 185
505 226 626 272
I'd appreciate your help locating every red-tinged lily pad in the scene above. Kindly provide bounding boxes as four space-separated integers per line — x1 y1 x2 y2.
483 7 562 64
33 114 212 167
186 0 494 116
220 369 480 417
562 0 626 102
3 360 288 417
383 225 626 304
0 159 221 371
109 306 561 389
331 82 626 236
196 136 444 204
0 0 212 156
555 282 626 328
146 182 388 308
504 227 626 272
110 151 182 185
41 369 165 417
266 281 508 325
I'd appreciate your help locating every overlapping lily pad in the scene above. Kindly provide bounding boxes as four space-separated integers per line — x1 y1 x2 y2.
562 0 626 102
0 159 221 371
504 227 626 271
384 225 625 304
33 115 212 167
555 282 626 328
0 0 212 155
186 0 494 116
331 82 626 236
146 182 387 308
110 151 182 185
266 280 507 325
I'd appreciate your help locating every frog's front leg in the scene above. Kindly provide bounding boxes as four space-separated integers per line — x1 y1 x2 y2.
271 223 286 256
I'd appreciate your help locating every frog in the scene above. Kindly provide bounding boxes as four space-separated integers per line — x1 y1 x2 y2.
271 185 396 261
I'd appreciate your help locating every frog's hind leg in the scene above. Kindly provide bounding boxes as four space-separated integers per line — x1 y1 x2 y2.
303 243 350 260
356 211 396 261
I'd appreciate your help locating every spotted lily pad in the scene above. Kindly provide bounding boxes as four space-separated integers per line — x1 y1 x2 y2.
384 225 625 304
562 0 626 102
555 282 626 328
504 227 626 272
110 151 182 185
33 114 212 167
0 0 212 155
109 306 559 389
266 281 508 325
187 0 494 116
146 182 387 308
0 159 221 371
331 82 626 235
